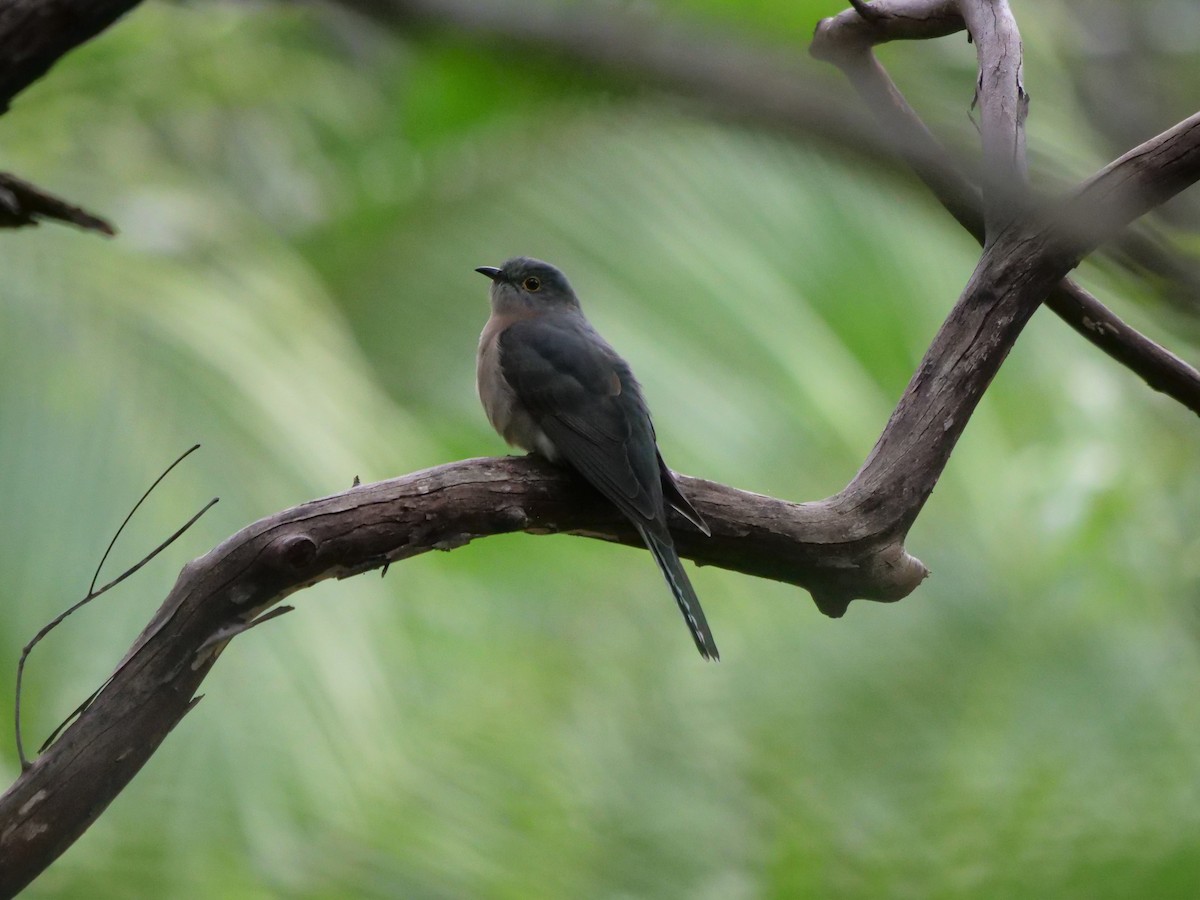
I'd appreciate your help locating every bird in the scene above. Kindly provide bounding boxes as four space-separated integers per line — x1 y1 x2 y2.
475 257 719 660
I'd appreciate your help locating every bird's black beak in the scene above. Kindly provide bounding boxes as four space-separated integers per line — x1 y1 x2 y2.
474 266 502 282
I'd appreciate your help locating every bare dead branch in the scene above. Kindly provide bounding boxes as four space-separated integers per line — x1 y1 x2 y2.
809 0 963 52
1049 282 1200 413
811 4 1200 417
14 445 215 770
1056 113 1200 260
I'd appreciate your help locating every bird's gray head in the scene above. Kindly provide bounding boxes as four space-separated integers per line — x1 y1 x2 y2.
475 257 581 316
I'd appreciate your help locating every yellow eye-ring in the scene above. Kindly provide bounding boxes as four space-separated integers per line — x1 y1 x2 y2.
523 276 541 292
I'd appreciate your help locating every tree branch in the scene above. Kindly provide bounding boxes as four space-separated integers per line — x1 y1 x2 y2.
0 0 143 112
0 172 114 234
839 113 1200 533
0 454 928 894
811 2 1200 417
816 0 964 45
1057 113 1200 259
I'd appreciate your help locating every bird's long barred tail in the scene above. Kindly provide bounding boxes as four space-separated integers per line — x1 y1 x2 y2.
638 526 720 661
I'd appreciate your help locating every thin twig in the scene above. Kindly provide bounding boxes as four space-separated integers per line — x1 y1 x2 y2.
32 497 219 755
0 172 116 235
14 447 216 769
89 444 200 595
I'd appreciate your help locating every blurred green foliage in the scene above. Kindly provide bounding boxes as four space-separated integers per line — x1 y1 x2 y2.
2 0 1199 896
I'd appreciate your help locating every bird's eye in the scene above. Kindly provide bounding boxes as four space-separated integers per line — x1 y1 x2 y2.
523 276 541 292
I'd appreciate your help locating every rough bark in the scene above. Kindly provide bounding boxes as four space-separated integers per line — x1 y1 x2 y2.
0 455 921 894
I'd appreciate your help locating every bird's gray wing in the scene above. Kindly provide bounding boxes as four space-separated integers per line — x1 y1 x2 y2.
498 316 662 526
500 315 719 660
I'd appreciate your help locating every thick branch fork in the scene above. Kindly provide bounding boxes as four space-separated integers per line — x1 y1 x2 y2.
811 0 1200 417
837 111 1200 533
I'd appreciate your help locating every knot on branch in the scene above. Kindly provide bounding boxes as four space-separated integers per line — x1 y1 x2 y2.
271 533 318 571
810 17 868 63
498 505 531 530
811 542 930 618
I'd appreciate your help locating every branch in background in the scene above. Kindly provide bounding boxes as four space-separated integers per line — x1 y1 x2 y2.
342 0 1200 416
811 0 1200 417
840 2 1200 315
0 172 115 234
0 0 142 234
333 0 959 181
0 0 144 111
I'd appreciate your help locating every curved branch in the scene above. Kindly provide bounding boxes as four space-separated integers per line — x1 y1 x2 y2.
0 454 928 894
811 0 964 46
0 172 114 234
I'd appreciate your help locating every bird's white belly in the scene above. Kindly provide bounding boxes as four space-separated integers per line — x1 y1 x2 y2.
477 331 560 461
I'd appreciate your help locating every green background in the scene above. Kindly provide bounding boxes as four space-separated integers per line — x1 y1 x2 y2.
2 1 1199 896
